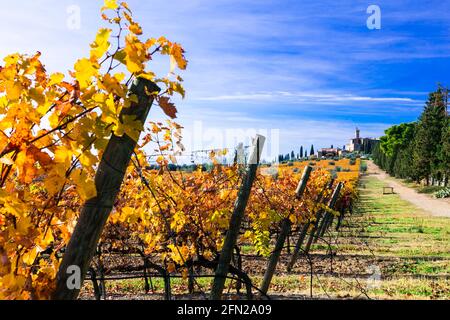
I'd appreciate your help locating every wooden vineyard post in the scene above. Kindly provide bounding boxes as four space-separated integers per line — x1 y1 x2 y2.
315 213 329 241
295 165 312 197
323 203 343 234
303 221 320 255
317 183 342 239
303 182 339 254
286 222 309 272
210 135 265 300
287 176 332 270
260 165 312 294
322 213 334 236
259 218 291 295
335 206 345 231
52 78 160 300
306 182 342 252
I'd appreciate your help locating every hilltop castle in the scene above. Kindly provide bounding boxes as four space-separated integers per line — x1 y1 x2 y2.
345 128 378 154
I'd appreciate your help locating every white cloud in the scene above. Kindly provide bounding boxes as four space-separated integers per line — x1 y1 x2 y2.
196 91 421 104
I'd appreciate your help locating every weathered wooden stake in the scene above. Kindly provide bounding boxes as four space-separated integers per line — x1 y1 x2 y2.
306 182 342 252
310 180 337 246
52 78 160 300
287 174 330 271
259 218 291 295
286 222 309 272
316 211 331 240
318 184 342 238
335 206 345 231
259 165 312 294
304 213 323 252
210 135 265 300
188 266 195 294
295 166 312 197
322 213 334 236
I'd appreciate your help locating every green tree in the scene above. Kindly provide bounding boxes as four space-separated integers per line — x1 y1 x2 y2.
412 88 447 185
440 118 450 185
379 122 416 177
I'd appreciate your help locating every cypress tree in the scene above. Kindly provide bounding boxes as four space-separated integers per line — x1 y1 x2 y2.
412 88 447 185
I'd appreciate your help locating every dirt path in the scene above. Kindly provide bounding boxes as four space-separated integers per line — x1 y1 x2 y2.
366 161 450 218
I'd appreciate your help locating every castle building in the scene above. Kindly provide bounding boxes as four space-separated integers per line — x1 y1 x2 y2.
346 128 378 154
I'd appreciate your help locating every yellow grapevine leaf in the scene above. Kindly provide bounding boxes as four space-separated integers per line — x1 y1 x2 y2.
90 28 112 61
170 43 187 70
38 230 54 250
43 172 65 196
74 58 98 89
136 71 155 81
114 72 125 82
102 0 119 11
22 247 37 265
54 145 73 166
29 88 45 105
129 23 142 35
6 82 22 101
123 34 148 73
113 49 126 65
3 53 20 66
121 114 143 142
99 73 126 97
121 2 131 13
48 72 65 86
72 169 97 201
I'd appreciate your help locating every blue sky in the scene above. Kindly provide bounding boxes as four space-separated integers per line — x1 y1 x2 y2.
1 0 449 158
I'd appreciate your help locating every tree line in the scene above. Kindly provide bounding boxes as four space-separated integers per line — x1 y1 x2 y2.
372 87 450 186
278 145 315 162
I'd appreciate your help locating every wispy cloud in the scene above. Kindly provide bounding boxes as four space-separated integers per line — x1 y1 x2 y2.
196 91 421 104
